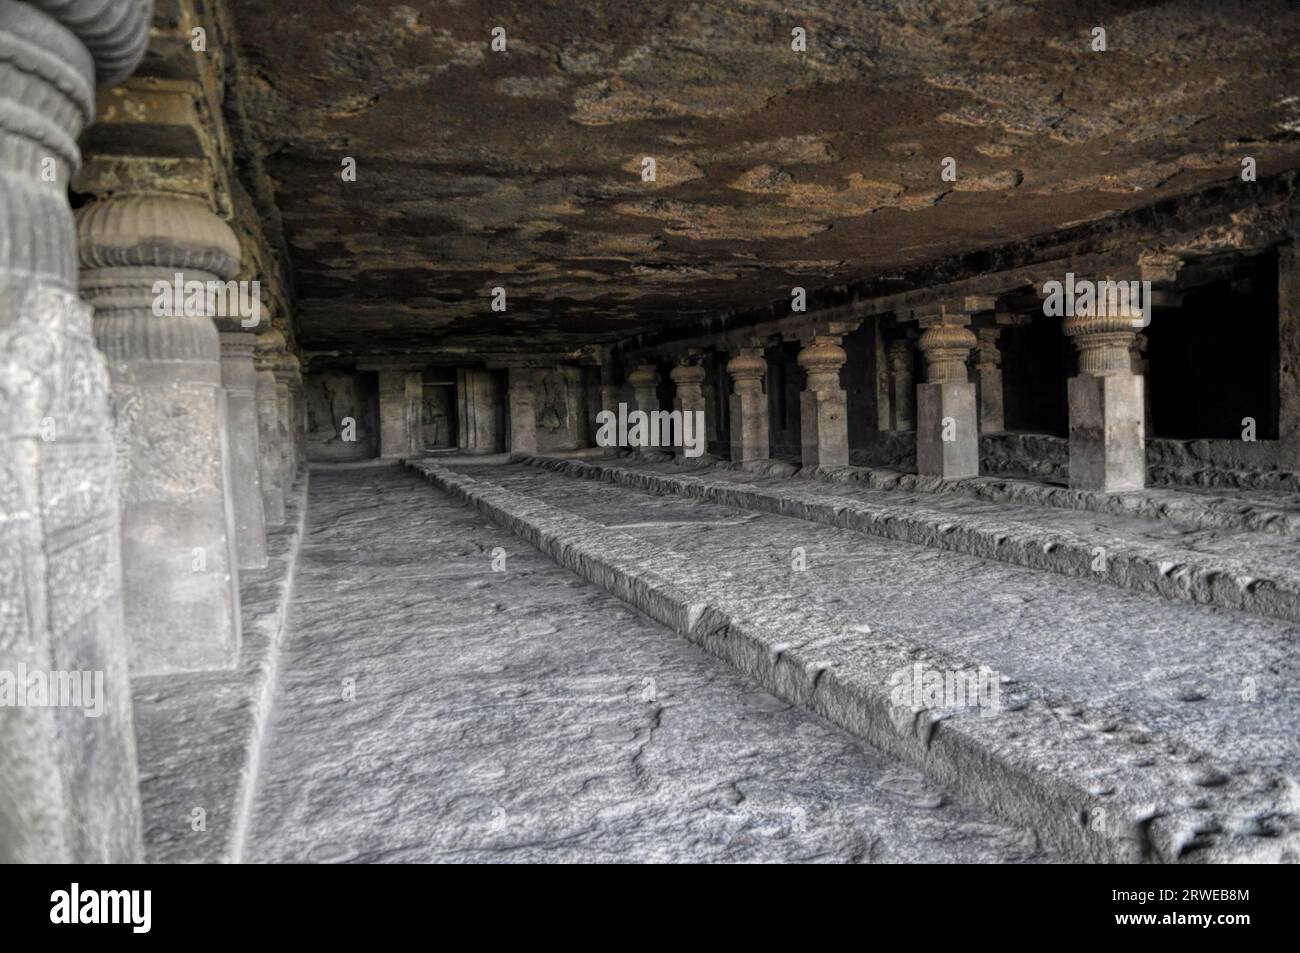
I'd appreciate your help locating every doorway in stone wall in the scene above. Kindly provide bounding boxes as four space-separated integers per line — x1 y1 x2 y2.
421 380 458 450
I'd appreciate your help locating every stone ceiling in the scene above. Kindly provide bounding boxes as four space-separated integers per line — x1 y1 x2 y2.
223 0 1300 354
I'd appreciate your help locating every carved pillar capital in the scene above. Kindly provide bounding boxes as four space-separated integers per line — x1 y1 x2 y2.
917 323 976 383
1063 312 1138 376
796 335 846 390
725 348 766 383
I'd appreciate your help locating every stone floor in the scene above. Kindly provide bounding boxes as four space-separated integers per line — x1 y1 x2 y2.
243 466 1054 863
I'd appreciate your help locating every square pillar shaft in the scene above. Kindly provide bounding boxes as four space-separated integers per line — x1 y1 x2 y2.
378 368 422 459
888 338 916 430
1064 309 1146 492
669 363 707 460
975 328 1005 434
916 321 979 479
1279 245 1300 469
1068 374 1146 491
508 367 538 454
219 332 268 569
726 348 769 463
797 337 849 468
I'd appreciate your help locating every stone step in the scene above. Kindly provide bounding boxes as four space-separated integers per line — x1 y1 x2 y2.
408 459 1300 863
249 466 1057 863
514 454 1300 626
811 461 1300 539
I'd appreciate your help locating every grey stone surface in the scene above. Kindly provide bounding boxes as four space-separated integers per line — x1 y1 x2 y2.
726 348 769 464
255 353 286 526
530 455 1300 624
1068 373 1146 492
81 194 245 675
456 367 506 454
418 459 1300 862
916 381 978 479
133 474 307 863
507 367 539 455
800 454 1300 539
377 368 422 460
0 0 150 864
245 466 1053 863
797 338 849 468
221 331 269 569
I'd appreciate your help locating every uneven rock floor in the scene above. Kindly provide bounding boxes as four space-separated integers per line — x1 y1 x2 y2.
245 466 1054 863
466 461 1300 784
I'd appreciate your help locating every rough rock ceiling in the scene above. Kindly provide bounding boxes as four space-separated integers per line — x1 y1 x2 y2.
225 0 1300 354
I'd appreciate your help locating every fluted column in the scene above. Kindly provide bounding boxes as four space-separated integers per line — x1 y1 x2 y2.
974 327 1005 434
0 0 152 863
79 192 243 674
726 347 769 464
669 361 706 460
219 331 268 569
1063 301 1145 491
796 335 849 468
916 320 979 479
254 330 286 524
627 364 660 414
888 337 916 430
507 366 538 454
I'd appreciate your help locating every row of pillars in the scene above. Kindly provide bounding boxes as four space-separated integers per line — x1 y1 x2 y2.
77 194 307 674
601 304 1147 492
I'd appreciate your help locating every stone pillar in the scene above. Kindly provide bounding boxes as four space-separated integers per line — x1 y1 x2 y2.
274 351 304 475
507 366 538 454
272 355 295 482
916 321 979 479
376 367 421 460
1130 331 1154 437
0 0 151 862
254 331 286 524
888 337 916 430
627 364 660 414
1063 302 1146 492
457 367 506 453
874 321 892 432
600 366 621 417
726 347 769 464
289 374 307 477
796 335 849 468
79 192 243 675
974 327 1005 434
669 361 707 460
219 331 268 569
1280 243 1300 470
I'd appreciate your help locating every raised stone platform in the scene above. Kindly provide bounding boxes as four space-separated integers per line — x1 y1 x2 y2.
132 472 309 863
510 453 1300 625
245 466 1053 863
410 458 1300 863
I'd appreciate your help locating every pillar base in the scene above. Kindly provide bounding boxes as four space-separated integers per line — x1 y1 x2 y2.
917 381 979 479
1068 373 1146 492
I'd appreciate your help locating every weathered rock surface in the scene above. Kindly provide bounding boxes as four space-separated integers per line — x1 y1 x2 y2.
244 466 1055 863
223 0 1300 353
413 459 1300 862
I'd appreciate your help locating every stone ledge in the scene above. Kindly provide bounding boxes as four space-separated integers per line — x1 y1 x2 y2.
131 470 309 863
807 462 1300 539
513 454 1300 625
408 459 1300 863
